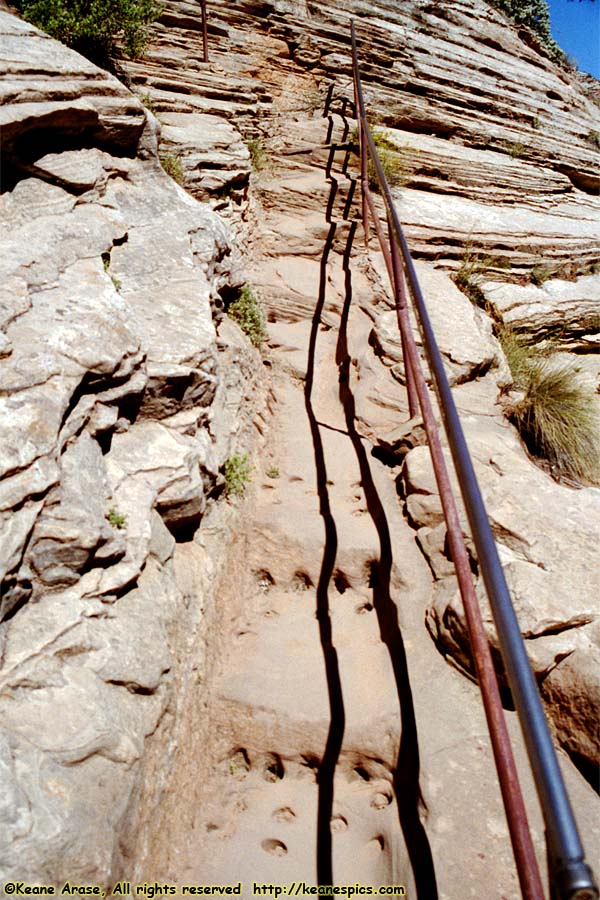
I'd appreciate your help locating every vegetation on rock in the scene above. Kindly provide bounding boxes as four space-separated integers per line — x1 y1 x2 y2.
498 328 600 484
223 454 253 498
227 285 266 347
487 0 565 64
247 136 269 172
160 153 185 185
106 506 127 529
14 0 162 65
454 249 498 307
350 127 416 191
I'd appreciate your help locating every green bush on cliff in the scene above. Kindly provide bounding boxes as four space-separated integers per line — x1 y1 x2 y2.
487 0 565 63
15 0 162 64
227 285 266 348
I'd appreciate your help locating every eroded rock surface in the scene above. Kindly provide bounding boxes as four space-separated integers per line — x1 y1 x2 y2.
0 10 264 884
1 0 599 892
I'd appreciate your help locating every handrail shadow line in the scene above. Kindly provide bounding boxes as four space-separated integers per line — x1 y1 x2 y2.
335 224 439 900
325 174 339 223
342 176 357 221
304 220 346 887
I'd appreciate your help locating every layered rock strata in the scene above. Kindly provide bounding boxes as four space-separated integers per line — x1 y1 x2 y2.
1 0 599 890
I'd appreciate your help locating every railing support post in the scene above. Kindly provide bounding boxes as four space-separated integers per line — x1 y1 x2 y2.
201 0 208 63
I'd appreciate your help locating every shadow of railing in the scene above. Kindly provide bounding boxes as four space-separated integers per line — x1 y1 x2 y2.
304 212 345 887
334 222 439 900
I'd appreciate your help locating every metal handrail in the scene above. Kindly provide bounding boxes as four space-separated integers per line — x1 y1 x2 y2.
350 20 598 900
200 0 208 63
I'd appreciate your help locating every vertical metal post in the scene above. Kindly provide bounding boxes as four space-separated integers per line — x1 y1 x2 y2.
201 0 208 63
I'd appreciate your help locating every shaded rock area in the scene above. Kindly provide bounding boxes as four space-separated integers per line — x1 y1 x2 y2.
1 0 599 893
0 11 267 884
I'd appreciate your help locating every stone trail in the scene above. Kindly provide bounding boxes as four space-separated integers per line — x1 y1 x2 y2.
1 2 599 891
140 94 599 898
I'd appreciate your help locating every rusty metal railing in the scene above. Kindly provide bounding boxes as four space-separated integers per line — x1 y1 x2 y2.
200 0 208 63
350 20 598 900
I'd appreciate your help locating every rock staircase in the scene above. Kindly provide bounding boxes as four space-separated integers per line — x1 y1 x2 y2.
132 89 599 899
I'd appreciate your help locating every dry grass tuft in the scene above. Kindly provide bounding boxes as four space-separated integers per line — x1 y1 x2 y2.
508 358 600 484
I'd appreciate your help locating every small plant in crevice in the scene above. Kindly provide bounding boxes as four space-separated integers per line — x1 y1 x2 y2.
103 255 122 291
247 136 269 172
454 250 491 308
227 285 266 347
223 454 253 498
500 139 527 159
139 91 157 113
586 130 600 150
266 466 280 479
160 153 184 185
106 506 127 529
530 264 552 286
370 131 417 191
349 127 417 191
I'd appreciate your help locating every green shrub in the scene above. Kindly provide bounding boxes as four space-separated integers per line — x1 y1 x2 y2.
510 360 600 483
349 127 416 191
247 137 269 172
368 130 415 191
15 0 162 65
223 454 252 498
503 140 527 159
106 506 127 529
160 154 184 185
227 285 266 347
486 0 565 64
586 130 600 150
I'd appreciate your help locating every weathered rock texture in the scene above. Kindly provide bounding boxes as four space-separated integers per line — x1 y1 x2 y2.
0 11 266 884
131 0 600 268
1 0 599 893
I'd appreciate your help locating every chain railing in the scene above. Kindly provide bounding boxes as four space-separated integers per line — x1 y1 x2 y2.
350 20 598 900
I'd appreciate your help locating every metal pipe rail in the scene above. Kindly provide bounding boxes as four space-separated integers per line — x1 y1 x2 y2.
350 20 598 900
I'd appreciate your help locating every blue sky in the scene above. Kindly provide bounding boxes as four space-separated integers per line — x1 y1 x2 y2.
547 0 600 77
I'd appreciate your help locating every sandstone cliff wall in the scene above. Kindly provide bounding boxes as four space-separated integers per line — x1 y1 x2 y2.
0 11 267 882
0 0 598 888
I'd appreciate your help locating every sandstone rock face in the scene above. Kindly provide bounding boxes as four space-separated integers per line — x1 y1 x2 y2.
2 0 599 892
0 9 263 884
